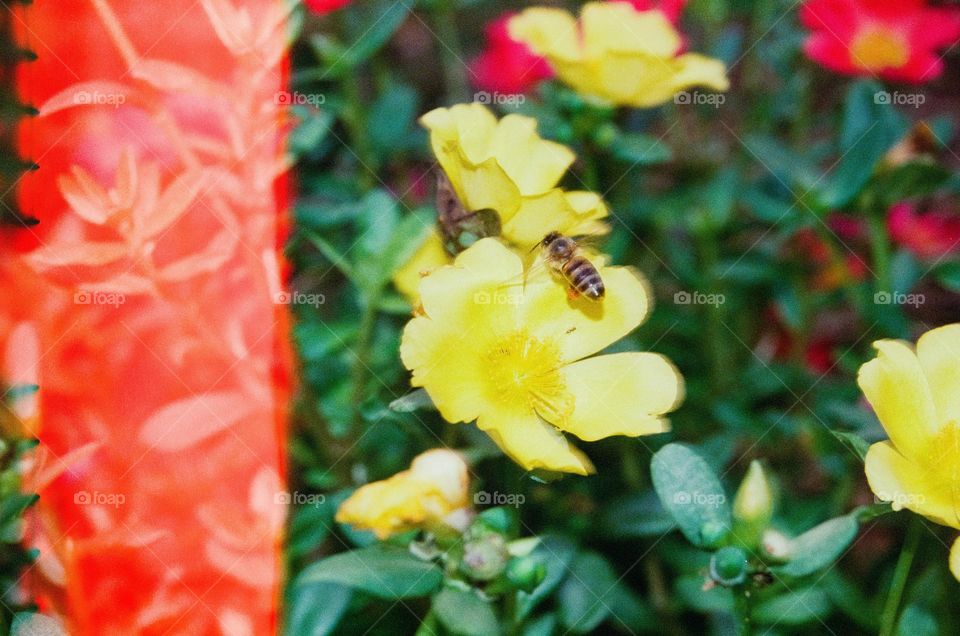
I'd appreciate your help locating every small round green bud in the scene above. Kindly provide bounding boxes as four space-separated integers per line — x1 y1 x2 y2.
506 556 546 593
710 546 748 587
592 123 618 149
461 534 509 582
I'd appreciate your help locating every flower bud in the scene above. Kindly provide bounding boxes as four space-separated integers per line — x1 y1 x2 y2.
760 528 792 563
732 461 774 549
710 546 748 587
506 556 546 593
461 533 509 582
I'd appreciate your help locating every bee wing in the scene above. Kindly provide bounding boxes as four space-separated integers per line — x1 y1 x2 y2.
435 170 468 229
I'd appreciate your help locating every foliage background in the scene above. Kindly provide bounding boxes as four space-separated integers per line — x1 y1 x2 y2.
281 0 960 634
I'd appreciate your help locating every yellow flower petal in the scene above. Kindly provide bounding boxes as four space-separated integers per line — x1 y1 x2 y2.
502 190 610 250
508 8 580 61
510 3 729 108
558 352 683 441
491 114 575 196
865 441 960 529
522 265 651 363
582 2 680 58
478 408 594 475
857 339 939 461
916 323 960 428
950 536 960 582
400 239 520 423
392 231 450 304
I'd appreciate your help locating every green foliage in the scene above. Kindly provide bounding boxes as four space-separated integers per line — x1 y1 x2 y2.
284 0 960 633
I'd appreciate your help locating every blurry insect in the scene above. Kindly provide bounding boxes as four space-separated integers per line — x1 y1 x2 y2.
539 231 605 301
435 171 501 256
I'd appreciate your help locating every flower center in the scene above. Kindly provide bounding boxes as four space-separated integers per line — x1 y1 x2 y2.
483 331 571 423
850 26 909 72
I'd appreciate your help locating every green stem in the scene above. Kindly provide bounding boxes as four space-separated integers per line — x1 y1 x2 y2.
867 212 892 295
349 292 380 435
429 0 469 102
879 517 922 636
734 585 753 636
337 9 377 189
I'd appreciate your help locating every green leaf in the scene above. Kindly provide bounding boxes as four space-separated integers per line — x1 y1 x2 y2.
0 493 38 525
558 551 617 633
874 161 952 206
522 614 557 636
651 444 731 547
285 582 352 636
609 133 673 165
771 513 860 578
369 82 419 154
830 430 871 462
516 535 577 621
897 605 938 636
934 261 960 293
432 586 500 636
753 588 832 625
314 0 411 76
298 545 443 599
598 492 676 539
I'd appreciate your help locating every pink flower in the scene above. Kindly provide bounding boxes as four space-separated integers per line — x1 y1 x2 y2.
618 0 687 23
469 13 554 96
304 0 351 15
800 0 960 83
888 202 960 260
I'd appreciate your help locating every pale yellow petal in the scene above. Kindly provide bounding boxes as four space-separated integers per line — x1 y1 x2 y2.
457 158 521 217
865 441 960 529
581 2 680 58
508 8 580 61
558 352 682 441
522 265 651 363
669 53 730 93
950 536 960 582
491 115 574 196
916 323 960 428
502 190 610 250
478 408 594 475
400 239 521 423
392 231 450 303
858 340 939 460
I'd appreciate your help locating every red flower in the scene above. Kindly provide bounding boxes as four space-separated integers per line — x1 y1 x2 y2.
800 0 960 83
888 202 960 260
304 0 351 14
618 0 687 23
469 13 554 96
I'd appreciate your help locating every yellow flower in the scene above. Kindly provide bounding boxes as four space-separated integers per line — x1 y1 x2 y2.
400 238 684 475
393 232 449 303
857 324 960 579
335 449 471 539
509 3 729 108
419 104 609 251
395 105 610 305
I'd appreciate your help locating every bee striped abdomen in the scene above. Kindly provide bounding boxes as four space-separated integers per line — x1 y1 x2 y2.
562 256 605 300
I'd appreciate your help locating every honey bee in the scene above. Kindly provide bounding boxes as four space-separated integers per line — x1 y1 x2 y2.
435 171 501 256
539 232 605 301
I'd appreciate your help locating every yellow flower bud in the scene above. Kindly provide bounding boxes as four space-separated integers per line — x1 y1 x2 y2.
732 460 774 549
335 449 471 539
